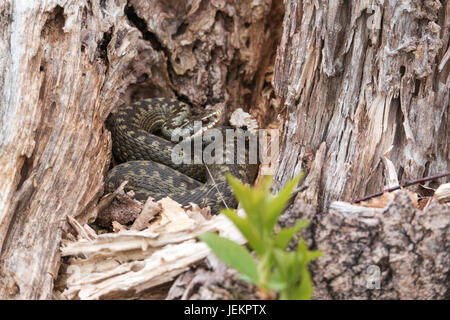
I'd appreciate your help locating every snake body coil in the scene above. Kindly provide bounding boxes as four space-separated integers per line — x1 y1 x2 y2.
105 98 257 213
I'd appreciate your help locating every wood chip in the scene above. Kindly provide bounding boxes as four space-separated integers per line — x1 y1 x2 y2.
434 183 450 203
59 203 245 299
130 197 162 231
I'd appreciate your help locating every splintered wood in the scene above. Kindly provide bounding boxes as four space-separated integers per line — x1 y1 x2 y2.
58 197 245 300
434 183 450 203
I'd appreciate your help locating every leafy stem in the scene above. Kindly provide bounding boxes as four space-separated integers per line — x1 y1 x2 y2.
199 173 322 300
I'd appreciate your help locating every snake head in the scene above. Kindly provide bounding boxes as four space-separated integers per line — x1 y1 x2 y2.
170 107 222 142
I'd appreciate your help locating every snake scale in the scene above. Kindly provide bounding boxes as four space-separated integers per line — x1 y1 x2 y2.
105 98 258 213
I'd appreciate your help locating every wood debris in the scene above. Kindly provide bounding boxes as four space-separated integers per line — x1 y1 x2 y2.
229 108 259 133
434 183 450 203
354 190 419 209
130 197 161 231
95 187 143 229
57 196 245 300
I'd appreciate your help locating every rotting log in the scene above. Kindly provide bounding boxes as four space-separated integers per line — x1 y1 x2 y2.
0 0 281 299
1 0 448 300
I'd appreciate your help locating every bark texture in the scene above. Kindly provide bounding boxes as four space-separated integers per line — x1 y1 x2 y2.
273 0 449 208
0 0 281 299
0 0 448 300
0 0 128 299
285 192 449 299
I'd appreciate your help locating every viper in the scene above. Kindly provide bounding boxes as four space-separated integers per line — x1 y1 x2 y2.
105 98 258 213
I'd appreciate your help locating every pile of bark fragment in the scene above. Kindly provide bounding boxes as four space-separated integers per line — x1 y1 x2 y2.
54 181 258 300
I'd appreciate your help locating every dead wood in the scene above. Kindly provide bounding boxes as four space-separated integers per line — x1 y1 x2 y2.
0 0 448 300
0 0 280 299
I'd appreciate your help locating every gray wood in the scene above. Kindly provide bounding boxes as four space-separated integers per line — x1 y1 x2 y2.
273 0 449 209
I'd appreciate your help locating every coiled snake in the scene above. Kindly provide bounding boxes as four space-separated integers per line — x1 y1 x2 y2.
105 98 258 213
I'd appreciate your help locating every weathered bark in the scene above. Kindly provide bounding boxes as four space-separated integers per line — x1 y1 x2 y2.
0 0 128 299
166 255 259 300
273 0 449 208
1 0 448 300
0 0 280 299
283 191 450 299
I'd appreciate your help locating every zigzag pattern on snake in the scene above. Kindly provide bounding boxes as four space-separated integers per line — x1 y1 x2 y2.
105 98 258 213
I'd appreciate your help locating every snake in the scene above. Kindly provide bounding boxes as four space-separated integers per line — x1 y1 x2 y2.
104 98 258 213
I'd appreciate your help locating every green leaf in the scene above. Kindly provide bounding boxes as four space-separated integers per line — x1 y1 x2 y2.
296 239 322 263
293 267 313 300
289 240 322 292
226 174 264 232
198 232 259 283
273 250 301 300
272 249 290 281
264 172 304 234
267 268 287 290
201 173 321 300
273 220 309 249
306 250 323 262
274 240 322 300
221 208 264 256
257 251 275 289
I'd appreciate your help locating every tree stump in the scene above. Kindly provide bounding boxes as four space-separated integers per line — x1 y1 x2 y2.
0 0 448 299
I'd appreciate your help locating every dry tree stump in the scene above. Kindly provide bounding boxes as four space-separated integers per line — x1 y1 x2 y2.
0 0 448 299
